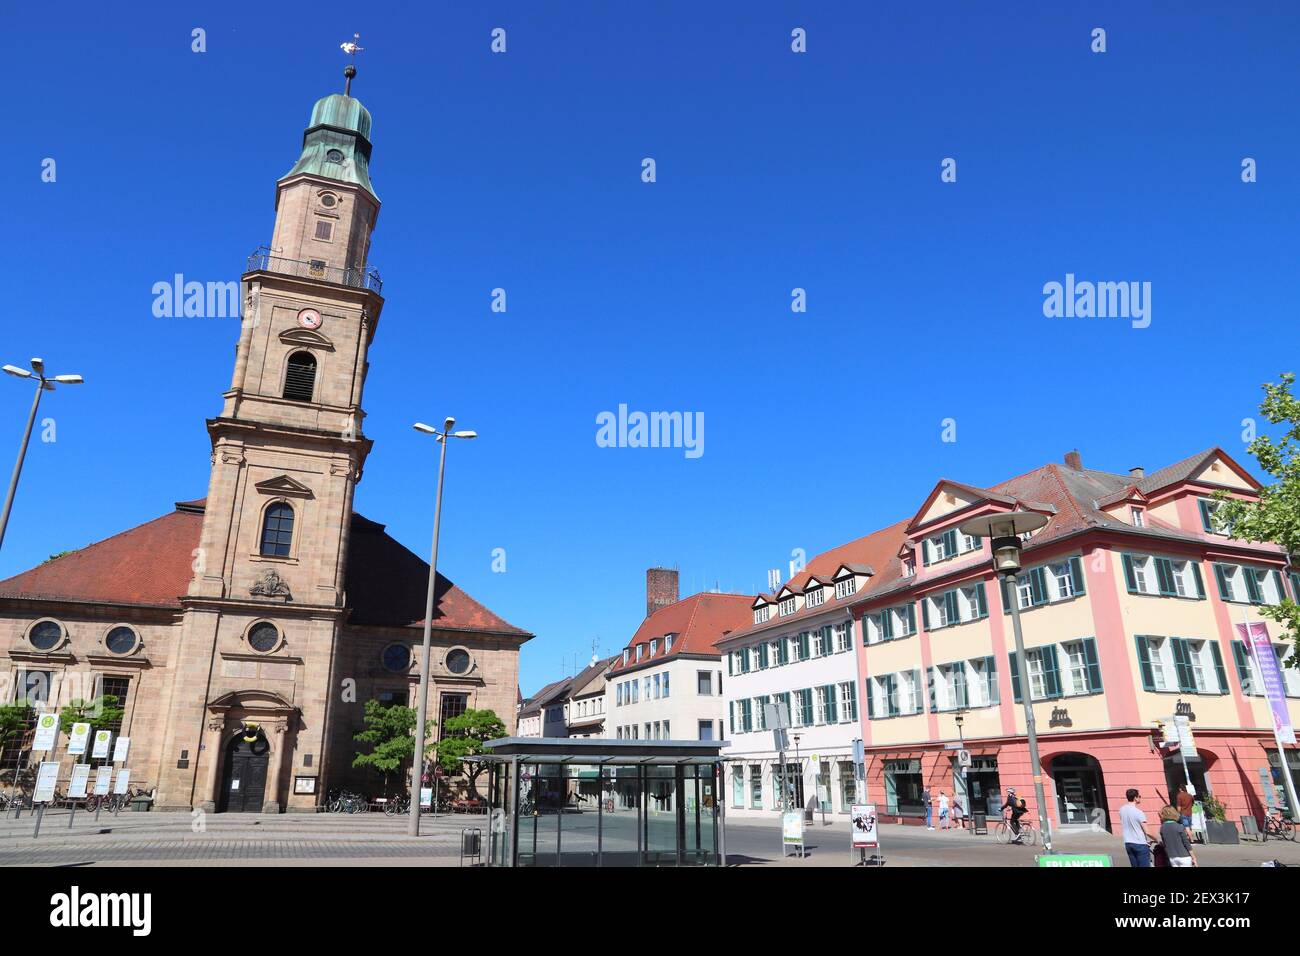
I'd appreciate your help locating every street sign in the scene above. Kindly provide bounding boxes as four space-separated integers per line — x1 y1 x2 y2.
91 730 112 759
113 770 130 795
1037 854 1112 867
33 762 60 803
764 701 791 730
93 767 112 796
67 722 91 756
112 736 130 763
956 749 972 768
69 764 91 799
31 713 58 752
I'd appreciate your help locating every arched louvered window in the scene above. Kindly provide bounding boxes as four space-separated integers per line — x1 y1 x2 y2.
283 351 317 402
260 502 295 557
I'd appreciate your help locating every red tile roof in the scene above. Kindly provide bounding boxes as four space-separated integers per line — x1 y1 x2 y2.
608 591 753 674
0 501 530 638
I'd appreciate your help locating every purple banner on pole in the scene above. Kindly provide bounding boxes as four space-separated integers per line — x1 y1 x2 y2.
1238 622 1296 745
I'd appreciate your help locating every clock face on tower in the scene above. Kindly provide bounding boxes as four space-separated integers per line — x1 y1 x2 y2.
297 308 323 330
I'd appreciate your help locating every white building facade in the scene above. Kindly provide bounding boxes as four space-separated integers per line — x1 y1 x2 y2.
718 566 869 821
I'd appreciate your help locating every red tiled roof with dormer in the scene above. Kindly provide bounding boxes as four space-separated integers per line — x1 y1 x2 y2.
607 591 753 675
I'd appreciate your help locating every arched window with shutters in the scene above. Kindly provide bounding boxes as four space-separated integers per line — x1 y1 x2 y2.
260 502 295 557
283 351 317 402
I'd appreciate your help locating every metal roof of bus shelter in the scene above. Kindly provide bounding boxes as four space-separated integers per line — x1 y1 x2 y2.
479 737 728 765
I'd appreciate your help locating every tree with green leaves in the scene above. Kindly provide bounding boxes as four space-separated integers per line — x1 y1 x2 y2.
352 698 435 794
434 708 506 799
1215 372 1300 662
0 703 34 787
58 695 124 737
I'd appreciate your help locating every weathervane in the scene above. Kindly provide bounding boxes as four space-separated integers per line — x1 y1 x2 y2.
340 32 364 95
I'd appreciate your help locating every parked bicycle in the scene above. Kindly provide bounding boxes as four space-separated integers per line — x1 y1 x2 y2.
383 794 410 815
1263 808 1296 842
325 789 368 813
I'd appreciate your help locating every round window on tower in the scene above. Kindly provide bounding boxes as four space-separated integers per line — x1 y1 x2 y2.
325 149 345 164
247 621 282 654
382 643 411 673
319 192 338 208
445 648 472 675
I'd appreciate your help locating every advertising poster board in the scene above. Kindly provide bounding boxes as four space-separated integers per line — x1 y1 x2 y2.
113 770 130 795
782 811 805 857
112 736 130 763
851 804 878 848
93 766 112 796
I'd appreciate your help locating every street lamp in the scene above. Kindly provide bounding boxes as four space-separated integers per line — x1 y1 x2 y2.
958 510 1055 853
408 416 477 836
0 358 83 553
955 710 970 833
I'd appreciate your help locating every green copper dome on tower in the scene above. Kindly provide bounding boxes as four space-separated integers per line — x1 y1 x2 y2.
280 67 377 199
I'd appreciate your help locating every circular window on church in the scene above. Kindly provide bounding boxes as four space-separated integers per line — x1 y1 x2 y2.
247 621 281 654
445 648 471 675
319 192 338 208
381 643 411 673
105 625 139 656
325 149 345 164
27 619 64 652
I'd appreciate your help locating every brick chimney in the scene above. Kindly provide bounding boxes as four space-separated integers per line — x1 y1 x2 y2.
1063 449 1082 471
1129 466 1145 479
646 567 679 618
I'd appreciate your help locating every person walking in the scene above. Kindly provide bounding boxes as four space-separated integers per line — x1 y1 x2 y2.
1175 785 1195 828
1120 788 1153 867
953 793 965 831
938 791 950 830
1159 805 1197 867
922 786 933 830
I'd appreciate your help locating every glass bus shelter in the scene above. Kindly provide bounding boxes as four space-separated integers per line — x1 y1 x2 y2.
479 737 725 867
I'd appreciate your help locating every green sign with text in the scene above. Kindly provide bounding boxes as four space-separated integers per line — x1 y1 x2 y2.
1037 854 1112 867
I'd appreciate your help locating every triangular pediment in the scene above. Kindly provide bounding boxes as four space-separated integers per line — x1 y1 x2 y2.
1188 450 1258 492
278 328 336 351
254 475 315 498
910 480 1013 531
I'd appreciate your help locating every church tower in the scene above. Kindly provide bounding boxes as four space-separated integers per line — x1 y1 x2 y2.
157 65 385 812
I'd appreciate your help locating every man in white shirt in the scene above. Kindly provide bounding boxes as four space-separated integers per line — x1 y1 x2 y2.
1119 788 1152 867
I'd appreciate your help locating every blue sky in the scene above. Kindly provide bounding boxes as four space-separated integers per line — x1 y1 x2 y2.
4 1 1297 696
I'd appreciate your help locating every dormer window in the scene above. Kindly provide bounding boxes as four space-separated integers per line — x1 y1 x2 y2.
805 587 825 609
1130 506 1145 528
754 605 771 624
623 649 630 666
835 577 857 600
902 557 916 578
650 638 658 656
665 634 675 653
778 596 797 617
636 644 645 661
1198 498 1228 535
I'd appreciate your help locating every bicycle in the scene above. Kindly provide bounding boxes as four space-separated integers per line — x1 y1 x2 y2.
994 815 1037 846
1262 809 1296 842
383 794 410 815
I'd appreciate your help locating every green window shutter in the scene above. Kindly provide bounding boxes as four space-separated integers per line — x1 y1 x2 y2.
975 581 988 618
1230 641 1255 695
944 590 959 625
880 611 894 641
986 656 1000 705
865 678 875 718
741 650 750 673
1008 652 1022 703
1069 556 1086 596
927 667 937 712
778 637 789 664
759 643 769 668
804 689 815 724
1272 571 1285 604
922 539 933 566
1208 641 1229 695
1291 573 1300 601
1082 637 1103 694
942 529 958 557
1155 558 1177 596
1122 554 1138 593
728 653 734 676
729 701 735 733
825 685 837 724
1244 569 1264 604
1030 567 1048 606
821 625 833 656
921 598 931 630
999 576 1012 614
1134 635 1156 691
954 665 969 709
845 681 857 721
904 604 916 634
1213 564 1231 601
1170 638 1196 693
888 676 900 717
1198 498 1215 533
1191 562 1206 599
1041 645 1062 699
799 632 810 659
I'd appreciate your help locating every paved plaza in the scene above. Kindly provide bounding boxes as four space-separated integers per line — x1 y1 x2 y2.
3 805 1299 867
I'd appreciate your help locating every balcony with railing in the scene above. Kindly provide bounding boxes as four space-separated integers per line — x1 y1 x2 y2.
245 248 383 295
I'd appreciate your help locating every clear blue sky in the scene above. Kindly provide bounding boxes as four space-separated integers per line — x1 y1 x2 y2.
3 2 1297 696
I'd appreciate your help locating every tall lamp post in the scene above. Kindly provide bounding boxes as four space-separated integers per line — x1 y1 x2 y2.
0 359 83 553
955 711 970 833
408 417 477 837
958 510 1055 854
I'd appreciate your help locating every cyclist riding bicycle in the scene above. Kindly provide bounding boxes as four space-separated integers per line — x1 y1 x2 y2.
1002 788 1028 840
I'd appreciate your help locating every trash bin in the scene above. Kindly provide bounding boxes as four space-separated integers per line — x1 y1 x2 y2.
462 829 481 856
131 797 153 812
971 811 987 834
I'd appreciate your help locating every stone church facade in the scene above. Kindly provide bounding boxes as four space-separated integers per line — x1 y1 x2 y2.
0 71 530 812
